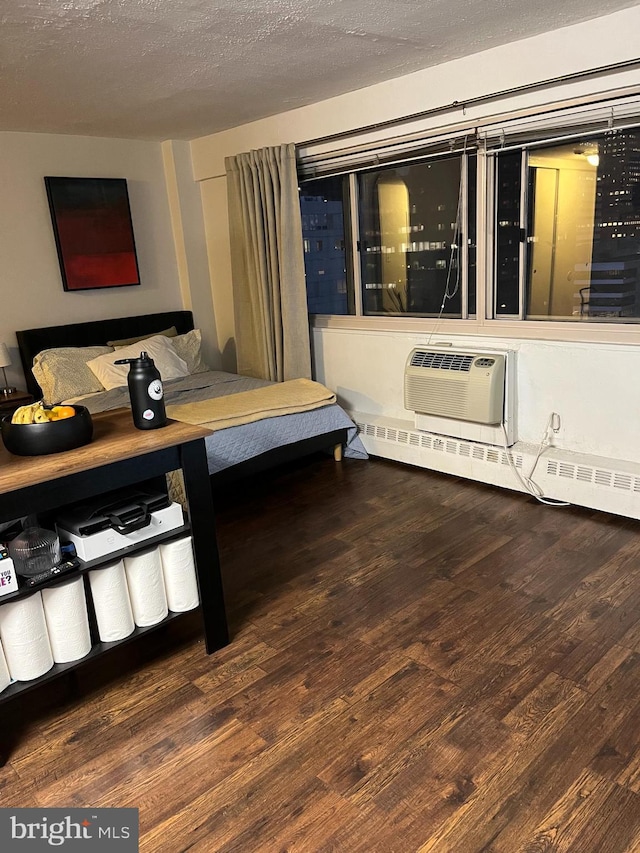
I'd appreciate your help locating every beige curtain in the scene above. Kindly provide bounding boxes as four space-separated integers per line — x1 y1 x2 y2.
225 143 311 382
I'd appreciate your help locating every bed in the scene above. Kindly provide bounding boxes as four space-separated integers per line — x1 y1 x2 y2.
16 310 367 483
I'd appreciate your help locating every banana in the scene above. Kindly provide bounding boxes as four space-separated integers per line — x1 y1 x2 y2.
33 408 51 424
21 405 35 424
11 404 32 424
11 402 47 425
28 402 45 424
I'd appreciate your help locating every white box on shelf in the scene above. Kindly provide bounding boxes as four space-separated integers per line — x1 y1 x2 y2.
0 549 18 596
57 502 185 562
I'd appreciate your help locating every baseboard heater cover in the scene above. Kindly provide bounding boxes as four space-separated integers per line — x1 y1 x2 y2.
353 413 640 521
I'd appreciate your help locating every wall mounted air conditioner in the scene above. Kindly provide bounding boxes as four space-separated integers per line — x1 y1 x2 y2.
404 346 516 445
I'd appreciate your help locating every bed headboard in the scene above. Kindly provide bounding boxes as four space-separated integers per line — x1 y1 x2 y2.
17 310 195 398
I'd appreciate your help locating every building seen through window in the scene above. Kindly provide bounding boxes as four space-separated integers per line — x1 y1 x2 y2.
299 175 350 315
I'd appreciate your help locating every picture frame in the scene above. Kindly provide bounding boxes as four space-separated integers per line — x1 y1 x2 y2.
44 176 141 292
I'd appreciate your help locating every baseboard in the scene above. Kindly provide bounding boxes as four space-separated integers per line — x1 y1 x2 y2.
352 411 640 521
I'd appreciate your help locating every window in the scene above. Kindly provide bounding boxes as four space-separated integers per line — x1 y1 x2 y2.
492 128 640 321
299 107 640 328
300 153 477 318
358 156 476 317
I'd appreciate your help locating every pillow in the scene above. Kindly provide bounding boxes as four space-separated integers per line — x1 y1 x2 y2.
32 345 114 404
106 326 177 347
113 328 210 375
86 335 189 391
171 329 210 374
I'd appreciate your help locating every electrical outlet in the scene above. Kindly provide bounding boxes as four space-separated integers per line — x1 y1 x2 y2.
551 413 561 432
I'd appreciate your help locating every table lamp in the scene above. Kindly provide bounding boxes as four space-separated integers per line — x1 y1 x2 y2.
0 343 16 396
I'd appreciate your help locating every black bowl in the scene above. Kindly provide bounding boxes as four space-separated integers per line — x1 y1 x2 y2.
0 406 94 456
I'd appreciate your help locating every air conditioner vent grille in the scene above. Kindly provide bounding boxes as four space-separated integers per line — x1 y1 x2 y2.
409 351 475 372
405 347 506 425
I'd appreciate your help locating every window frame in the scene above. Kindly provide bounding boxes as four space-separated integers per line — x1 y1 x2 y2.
303 89 640 347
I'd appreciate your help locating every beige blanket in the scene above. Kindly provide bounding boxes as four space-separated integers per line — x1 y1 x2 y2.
166 378 337 430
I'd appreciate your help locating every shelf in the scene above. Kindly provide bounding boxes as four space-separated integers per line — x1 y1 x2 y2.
0 609 196 704
0 407 228 763
0 523 191 606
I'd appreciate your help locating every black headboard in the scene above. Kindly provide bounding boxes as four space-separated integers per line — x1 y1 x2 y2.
17 310 194 398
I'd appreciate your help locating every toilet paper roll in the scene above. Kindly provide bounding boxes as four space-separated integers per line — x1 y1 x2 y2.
0 638 12 693
0 592 54 681
42 577 92 663
89 561 135 642
159 537 199 613
124 548 168 627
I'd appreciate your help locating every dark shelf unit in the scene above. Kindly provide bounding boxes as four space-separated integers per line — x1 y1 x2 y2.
0 412 229 761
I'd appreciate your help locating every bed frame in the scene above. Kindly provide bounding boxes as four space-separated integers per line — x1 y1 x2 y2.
16 311 347 482
17 311 194 399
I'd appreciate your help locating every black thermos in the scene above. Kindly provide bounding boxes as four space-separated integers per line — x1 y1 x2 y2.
114 351 167 430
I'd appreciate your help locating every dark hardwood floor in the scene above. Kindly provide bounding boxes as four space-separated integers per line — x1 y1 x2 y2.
2 454 640 852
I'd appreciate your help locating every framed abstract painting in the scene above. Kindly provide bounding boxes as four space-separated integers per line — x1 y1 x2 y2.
44 176 141 291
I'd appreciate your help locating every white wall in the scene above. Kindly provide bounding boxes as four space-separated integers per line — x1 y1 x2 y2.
0 131 184 389
190 6 640 483
312 327 640 463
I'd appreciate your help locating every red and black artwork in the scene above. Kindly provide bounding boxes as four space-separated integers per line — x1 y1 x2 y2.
45 177 141 291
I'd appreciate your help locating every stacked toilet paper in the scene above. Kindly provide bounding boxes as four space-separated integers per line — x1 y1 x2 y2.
0 592 54 681
42 577 92 663
0 536 201 684
89 560 135 642
159 537 199 612
88 538 200 639
0 578 93 682
124 549 168 627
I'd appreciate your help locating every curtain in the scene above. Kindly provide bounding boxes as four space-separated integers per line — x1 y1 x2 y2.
225 143 311 382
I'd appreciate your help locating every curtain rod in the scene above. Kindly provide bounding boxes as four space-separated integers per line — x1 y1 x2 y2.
302 57 640 149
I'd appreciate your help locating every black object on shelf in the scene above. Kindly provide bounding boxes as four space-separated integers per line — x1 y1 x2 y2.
56 485 171 537
0 406 93 456
24 557 81 587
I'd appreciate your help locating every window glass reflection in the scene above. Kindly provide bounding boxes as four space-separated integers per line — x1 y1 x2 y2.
358 157 468 317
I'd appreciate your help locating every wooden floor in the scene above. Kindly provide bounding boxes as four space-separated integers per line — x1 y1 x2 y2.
3 454 640 852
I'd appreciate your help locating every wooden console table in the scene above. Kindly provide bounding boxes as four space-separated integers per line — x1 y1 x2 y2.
0 410 229 721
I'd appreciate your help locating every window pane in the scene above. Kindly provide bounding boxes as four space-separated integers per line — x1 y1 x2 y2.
299 176 352 314
358 157 468 317
524 129 640 320
494 152 522 315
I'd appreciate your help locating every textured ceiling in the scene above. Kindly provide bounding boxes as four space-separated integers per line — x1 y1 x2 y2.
2 0 640 141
